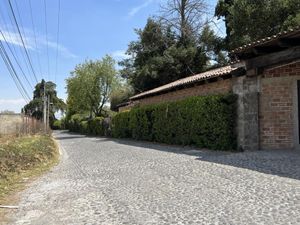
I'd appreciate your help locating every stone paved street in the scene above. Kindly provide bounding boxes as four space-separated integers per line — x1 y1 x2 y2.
5 131 300 225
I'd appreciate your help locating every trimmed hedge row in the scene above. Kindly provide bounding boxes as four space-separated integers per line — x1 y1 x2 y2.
67 114 108 136
112 94 237 150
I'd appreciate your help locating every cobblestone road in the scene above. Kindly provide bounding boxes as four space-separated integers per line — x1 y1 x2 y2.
5 131 300 225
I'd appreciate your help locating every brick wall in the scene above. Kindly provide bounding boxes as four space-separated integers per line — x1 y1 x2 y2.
259 61 300 150
135 79 232 106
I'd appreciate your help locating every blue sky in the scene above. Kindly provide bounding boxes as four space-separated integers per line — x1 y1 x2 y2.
0 0 222 112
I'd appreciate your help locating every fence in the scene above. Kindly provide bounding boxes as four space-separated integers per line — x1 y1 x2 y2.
0 114 45 136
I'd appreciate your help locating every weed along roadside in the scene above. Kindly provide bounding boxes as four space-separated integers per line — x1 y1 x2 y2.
0 135 59 220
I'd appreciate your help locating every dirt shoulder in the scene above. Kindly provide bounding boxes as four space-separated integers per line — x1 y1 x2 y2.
0 135 59 223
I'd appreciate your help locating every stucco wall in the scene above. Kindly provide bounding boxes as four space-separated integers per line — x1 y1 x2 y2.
0 114 23 135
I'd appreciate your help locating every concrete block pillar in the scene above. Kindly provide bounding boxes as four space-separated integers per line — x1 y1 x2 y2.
233 75 260 151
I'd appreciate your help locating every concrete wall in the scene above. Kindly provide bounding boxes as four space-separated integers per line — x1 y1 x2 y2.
0 114 23 135
232 76 260 151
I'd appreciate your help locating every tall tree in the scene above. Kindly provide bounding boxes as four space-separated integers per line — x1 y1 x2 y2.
23 79 65 125
160 0 208 45
215 0 300 49
66 55 118 118
120 18 208 93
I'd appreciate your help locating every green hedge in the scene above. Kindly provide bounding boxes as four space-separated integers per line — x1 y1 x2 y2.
67 114 107 136
112 94 237 151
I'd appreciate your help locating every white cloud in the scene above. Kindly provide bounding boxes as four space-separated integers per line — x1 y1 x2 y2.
128 0 154 17
112 50 130 60
0 98 26 105
0 98 26 113
0 25 77 59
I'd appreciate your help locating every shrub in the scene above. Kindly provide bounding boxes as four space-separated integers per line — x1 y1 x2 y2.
88 117 105 136
112 93 237 151
67 114 86 132
52 120 62 130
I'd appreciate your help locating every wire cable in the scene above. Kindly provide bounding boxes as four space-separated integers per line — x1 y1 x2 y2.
43 0 50 81
28 0 43 78
0 2 34 84
0 40 31 102
7 0 38 83
0 29 34 90
55 0 61 83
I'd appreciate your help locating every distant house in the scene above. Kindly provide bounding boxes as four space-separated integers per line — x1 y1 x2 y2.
119 27 300 151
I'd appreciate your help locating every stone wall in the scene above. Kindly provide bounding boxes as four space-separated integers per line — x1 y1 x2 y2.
259 61 300 150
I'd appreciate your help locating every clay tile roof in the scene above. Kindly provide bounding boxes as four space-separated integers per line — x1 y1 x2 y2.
130 65 240 100
230 26 300 59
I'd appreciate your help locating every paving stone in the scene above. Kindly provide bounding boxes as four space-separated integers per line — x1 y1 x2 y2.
5 131 300 225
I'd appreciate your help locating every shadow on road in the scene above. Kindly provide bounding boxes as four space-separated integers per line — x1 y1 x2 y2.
55 131 300 181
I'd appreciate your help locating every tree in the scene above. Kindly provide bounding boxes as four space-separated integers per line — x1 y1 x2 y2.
215 0 300 49
66 55 117 118
23 79 65 125
119 18 208 93
160 0 208 45
199 24 229 67
110 83 133 111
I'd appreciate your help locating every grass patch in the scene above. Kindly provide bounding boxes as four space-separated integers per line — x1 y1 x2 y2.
0 135 59 203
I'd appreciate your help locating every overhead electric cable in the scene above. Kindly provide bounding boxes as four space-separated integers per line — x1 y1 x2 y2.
43 0 50 81
7 0 38 83
0 29 34 90
0 2 33 84
55 0 61 83
0 40 31 102
28 0 43 77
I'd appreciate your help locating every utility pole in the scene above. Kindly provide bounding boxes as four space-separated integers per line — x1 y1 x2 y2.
43 82 47 133
47 95 50 131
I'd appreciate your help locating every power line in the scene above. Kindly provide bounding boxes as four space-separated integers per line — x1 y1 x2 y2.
43 0 50 81
0 2 34 85
0 40 31 102
55 0 61 83
7 0 38 84
28 0 43 78
0 29 34 90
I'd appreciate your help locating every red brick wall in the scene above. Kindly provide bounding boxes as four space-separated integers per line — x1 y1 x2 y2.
259 61 300 149
135 79 232 106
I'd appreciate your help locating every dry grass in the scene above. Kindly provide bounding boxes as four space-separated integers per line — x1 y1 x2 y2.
0 135 59 222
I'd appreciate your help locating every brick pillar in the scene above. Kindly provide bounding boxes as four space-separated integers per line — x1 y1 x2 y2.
233 75 260 151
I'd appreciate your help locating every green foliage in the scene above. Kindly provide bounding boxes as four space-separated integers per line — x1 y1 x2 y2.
112 94 237 151
215 0 300 49
23 79 66 126
119 17 226 93
52 120 62 130
66 55 118 118
67 115 107 136
88 117 105 135
110 83 134 111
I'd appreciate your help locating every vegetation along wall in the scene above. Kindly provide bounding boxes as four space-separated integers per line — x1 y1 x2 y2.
112 94 238 151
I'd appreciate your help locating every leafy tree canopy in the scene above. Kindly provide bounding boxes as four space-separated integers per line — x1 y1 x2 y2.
66 55 118 118
23 79 65 124
120 17 227 93
215 0 300 49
